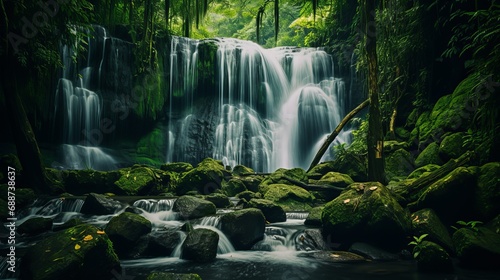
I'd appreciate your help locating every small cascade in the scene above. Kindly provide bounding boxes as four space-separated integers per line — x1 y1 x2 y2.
133 199 179 227
194 216 236 254
286 212 310 220
20 198 84 218
252 226 295 251
133 199 176 212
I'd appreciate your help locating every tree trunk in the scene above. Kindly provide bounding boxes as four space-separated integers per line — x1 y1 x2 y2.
307 99 370 172
364 0 386 183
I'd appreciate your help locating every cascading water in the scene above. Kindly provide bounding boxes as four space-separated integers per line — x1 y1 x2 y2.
167 37 350 172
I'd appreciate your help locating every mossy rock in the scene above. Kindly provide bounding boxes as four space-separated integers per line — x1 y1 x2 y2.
385 148 415 181
322 182 411 250
235 190 262 201
407 164 441 180
412 166 477 223
384 141 410 153
474 162 500 221
160 162 194 173
316 172 354 188
245 198 286 223
415 143 443 168
17 217 53 236
307 161 337 180
146 272 202 280
439 132 469 161
136 127 167 166
452 227 500 268
53 218 84 232
176 158 229 195
106 212 152 258
415 241 453 272
411 208 454 253
222 178 247 197
115 165 169 195
263 184 314 211
181 228 219 262
238 175 262 192
80 193 124 215
20 224 120 280
173 195 216 220
259 168 308 194
220 208 266 250
304 206 324 226
204 192 231 208
232 164 255 175
64 169 121 195
395 127 410 140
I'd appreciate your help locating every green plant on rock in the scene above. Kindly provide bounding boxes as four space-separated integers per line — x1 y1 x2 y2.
451 220 483 233
408 233 429 259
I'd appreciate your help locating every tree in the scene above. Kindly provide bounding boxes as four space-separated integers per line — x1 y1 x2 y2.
363 0 386 183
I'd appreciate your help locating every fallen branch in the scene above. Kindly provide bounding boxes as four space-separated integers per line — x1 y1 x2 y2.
307 99 370 173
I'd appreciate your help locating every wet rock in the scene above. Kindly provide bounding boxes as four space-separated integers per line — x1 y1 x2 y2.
259 168 308 194
452 227 500 269
204 193 231 208
160 162 194 174
64 169 121 195
235 190 262 201
220 208 266 250
439 132 469 161
53 218 84 232
322 182 411 250
263 184 314 211
132 230 181 258
245 198 286 223
176 158 229 195
304 206 323 226
81 193 124 215
302 250 366 263
173 195 216 220
299 229 329 251
385 148 415 181
20 224 120 280
238 175 262 192
312 172 354 201
415 241 453 272
474 162 500 221
146 272 202 280
115 165 170 195
415 143 443 167
181 228 219 262
222 178 247 197
106 212 152 258
411 208 453 252
349 242 399 261
232 164 255 175
17 217 53 236
0 185 35 210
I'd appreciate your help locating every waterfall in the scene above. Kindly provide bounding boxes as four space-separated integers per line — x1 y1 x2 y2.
167 38 349 171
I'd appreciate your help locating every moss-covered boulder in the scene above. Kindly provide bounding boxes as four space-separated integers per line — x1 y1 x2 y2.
411 208 454 252
17 217 53 236
64 169 121 195
312 172 354 201
204 193 231 208
81 193 124 215
384 141 410 153
322 182 411 250
176 158 229 195
115 165 170 195
415 241 453 272
106 212 152 258
407 164 441 180
263 184 314 211
385 148 415 181
181 228 219 262
146 272 202 280
232 164 255 175
53 218 84 232
160 162 194 173
222 178 247 197
304 206 324 226
235 190 262 201
220 208 266 250
452 227 500 268
259 168 308 195
439 132 469 161
20 224 120 280
474 162 500 221
245 198 286 223
308 157 367 182
415 143 443 168
412 166 477 223
173 195 216 220
238 175 262 192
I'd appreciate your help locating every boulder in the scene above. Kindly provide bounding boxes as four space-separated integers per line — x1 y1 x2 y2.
245 199 286 223
20 224 120 280
415 143 443 167
220 208 265 250
322 182 411 250
80 193 123 215
232 164 255 175
415 241 453 272
411 208 454 253
173 195 216 220
474 162 500 221
385 148 415 181
53 218 84 232
312 172 354 201
452 227 500 268
105 212 152 258
115 165 170 195
238 175 262 192
181 228 219 262
176 158 229 195
259 168 308 194
204 193 231 208
235 190 262 201
132 230 182 258
17 217 53 236
384 141 410 153
439 132 469 161
297 229 329 251
304 206 324 226
160 162 193 174
406 164 440 180
263 184 314 211
348 242 399 261
64 169 121 195
146 272 202 280
222 178 247 197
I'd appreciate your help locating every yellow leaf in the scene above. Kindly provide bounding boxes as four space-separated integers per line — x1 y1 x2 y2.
83 235 93 241
343 199 350 204
71 237 77 241
75 244 81 250
97 230 105 235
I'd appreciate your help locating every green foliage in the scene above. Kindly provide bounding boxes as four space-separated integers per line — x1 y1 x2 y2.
408 233 429 259
451 220 483 233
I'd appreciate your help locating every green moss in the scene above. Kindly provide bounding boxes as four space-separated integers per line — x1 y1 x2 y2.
222 178 247 197
385 148 415 181
416 241 453 272
263 183 314 211
304 206 324 226
115 166 158 195
176 158 229 195
136 127 166 166
259 168 308 194
415 143 443 168
474 162 500 220
161 162 194 173
452 227 500 268
411 208 454 252
407 164 441 180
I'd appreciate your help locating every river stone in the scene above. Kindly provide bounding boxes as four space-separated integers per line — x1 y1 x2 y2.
220 208 266 250
181 228 219 262
114 165 169 195
452 227 500 268
17 217 53 236
131 230 182 258
239 175 262 192
298 229 329 251
322 182 411 250
53 218 83 232
263 183 314 211
173 195 216 220
146 272 202 280
204 192 231 208
20 224 120 280
245 198 286 223
411 208 454 252
80 193 123 215
176 158 229 195
348 242 399 261
222 178 247 197
415 241 453 272
232 164 255 175
304 206 324 226
106 212 152 258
